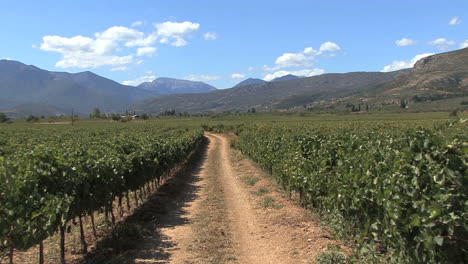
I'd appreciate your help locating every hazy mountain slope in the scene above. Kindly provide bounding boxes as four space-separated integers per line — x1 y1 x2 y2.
1 103 79 118
137 77 217 95
0 60 156 114
234 78 266 87
134 71 404 113
272 74 300 82
352 48 468 106
52 71 153 102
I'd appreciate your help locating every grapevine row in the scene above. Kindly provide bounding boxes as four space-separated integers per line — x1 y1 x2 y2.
0 125 203 263
234 123 467 263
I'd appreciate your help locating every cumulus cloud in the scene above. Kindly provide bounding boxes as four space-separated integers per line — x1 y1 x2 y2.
95 26 144 42
40 25 158 68
131 21 143 27
40 21 202 69
449 16 461 25
428 38 456 50
156 21 200 46
303 47 319 55
263 68 325 81
231 73 245 79
40 35 134 68
184 74 220 82
265 41 340 71
136 46 157 57
461 40 468 49
396 38 416 47
381 53 434 72
122 75 156 86
204 32 218 40
125 32 158 47
275 52 311 68
319 42 341 52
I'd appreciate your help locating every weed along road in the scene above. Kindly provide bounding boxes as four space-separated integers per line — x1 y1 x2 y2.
126 133 343 264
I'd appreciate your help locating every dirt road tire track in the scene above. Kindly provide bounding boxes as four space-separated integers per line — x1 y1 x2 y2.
83 133 345 264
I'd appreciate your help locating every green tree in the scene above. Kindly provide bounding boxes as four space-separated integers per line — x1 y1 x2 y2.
26 115 39 122
110 114 121 121
0 112 10 123
90 107 101 118
141 113 149 120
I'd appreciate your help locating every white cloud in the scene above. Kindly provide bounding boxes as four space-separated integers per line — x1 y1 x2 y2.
122 75 156 86
204 32 218 40
248 66 254 71
125 32 158 47
303 47 319 55
136 46 157 57
461 40 468 49
381 53 434 72
319 42 341 52
265 41 340 71
110 66 129 72
40 21 202 69
95 26 144 42
184 74 220 82
156 21 200 46
275 52 311 68
231 73 245 79
263 68 325 81
428 38 456 50
396 38 416 47
131 21 143 27
449 16 461 25
40 35 135 68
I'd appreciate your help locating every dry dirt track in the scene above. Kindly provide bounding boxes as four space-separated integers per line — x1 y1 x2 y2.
112 133 345 264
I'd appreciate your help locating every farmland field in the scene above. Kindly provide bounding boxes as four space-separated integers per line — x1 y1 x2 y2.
0 112 467 264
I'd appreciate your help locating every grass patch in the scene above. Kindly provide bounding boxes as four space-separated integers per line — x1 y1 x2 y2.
242 176 261 186
251 187 270 196
316 251 349 264
260 196 284 209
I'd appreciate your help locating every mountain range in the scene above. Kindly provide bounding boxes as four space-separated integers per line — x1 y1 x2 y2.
1 48 467 116
233 78 266 87
0 60 217 115
138 77 216 95
134 71 406 113
135 48 468 113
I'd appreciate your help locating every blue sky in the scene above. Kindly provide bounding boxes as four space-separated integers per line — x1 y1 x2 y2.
1 0 467 89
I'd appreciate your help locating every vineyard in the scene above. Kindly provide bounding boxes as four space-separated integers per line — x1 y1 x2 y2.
0 113 467 263
0 124 203 263
234 120 468 263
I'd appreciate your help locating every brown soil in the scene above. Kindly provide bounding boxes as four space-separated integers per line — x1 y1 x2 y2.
124 133 346 263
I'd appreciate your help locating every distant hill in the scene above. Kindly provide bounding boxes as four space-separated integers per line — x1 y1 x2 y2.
135 48 468 113
137 77 217 95
334 48 468 111
1 103 79 118
234 78 266 87
272 74 300 82
0 60 157 115
134 71 404 113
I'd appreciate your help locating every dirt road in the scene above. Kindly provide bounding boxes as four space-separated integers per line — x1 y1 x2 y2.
93 134 345 264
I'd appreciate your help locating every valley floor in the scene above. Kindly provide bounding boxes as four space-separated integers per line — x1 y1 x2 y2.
107 133 346 264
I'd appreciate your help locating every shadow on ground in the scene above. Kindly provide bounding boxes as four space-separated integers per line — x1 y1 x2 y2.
81 136 209 264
